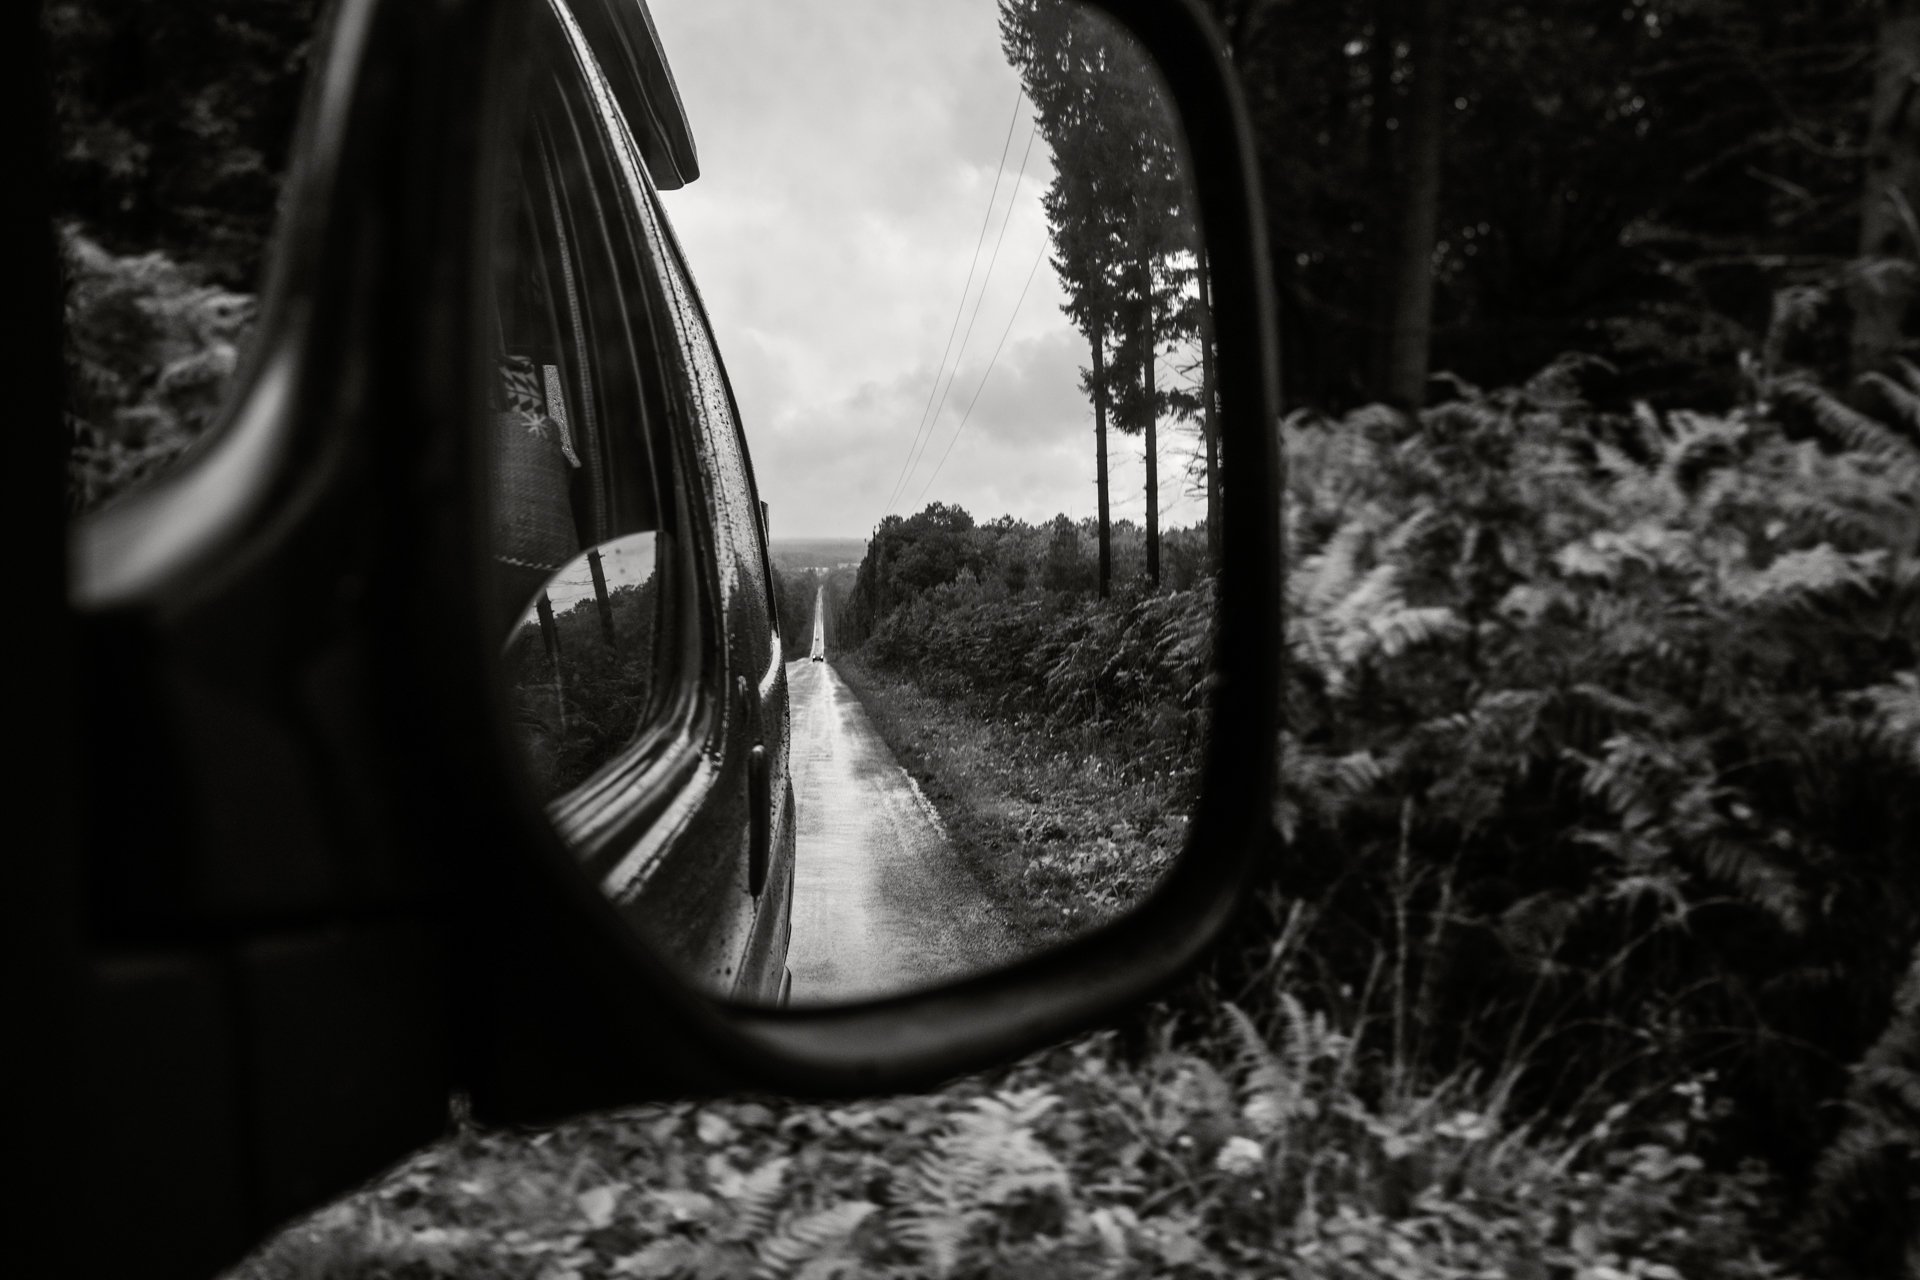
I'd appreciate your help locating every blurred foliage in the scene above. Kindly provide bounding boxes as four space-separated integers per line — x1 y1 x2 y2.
1259 351 1918 1187
45 0 318 289
49 0 315 512
61 222 257 513
233 920 1800 1280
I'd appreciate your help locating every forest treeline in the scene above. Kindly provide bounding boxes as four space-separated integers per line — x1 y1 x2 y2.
1194 0 1916 411
835 505 1216 788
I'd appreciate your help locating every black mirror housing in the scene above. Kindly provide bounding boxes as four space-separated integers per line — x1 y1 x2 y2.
33 0 1279 1274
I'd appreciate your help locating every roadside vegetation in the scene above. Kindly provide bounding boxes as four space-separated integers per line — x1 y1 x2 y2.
235 924 1798 1280
809 338 1920 1276
832 649 1188 947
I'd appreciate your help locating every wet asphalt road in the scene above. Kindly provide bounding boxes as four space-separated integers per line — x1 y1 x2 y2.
784 588 1018 1003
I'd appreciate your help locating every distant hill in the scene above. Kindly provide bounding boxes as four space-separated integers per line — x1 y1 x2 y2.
771 537 867 574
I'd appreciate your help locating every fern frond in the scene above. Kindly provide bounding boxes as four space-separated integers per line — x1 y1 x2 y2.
1692 837 1806 935
1297 520 1376 621
1276 741 1388 840
1276 989 1341 1076
892 1210 969 1280
750 1202 874 1280
1221 1002 1293 1136
1574 593 1691 670
894 1089 1067 1278
1807 938 1920 1265
1862 367 1920 439
1381 505 1445 558
1771 478 1913 551
1858 673 1920 773
1329 564 1405 663
1779 375 1920 493
723 1158 792 1245
1370 605 1468 663
1577 736 1678 836
1721 545 1887 619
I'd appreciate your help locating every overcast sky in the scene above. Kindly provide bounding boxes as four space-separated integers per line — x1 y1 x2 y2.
650 0 1206 541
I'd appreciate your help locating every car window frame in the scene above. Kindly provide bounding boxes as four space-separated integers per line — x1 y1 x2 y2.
531 0 773 931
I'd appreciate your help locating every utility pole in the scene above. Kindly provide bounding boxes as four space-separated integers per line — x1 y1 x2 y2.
536 590 566 734
586 547 617 651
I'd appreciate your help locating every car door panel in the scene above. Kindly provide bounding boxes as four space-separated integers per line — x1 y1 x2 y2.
537 0 789 1001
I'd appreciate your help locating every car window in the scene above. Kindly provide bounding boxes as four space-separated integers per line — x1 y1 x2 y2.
641 183 778 665
558 8 777 672
495 16 699 803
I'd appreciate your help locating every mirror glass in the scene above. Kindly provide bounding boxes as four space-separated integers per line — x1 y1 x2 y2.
488 0 1220 1006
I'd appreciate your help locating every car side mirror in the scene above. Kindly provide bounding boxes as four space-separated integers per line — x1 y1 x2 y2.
453 0 1274 1113
47 0 1275 1273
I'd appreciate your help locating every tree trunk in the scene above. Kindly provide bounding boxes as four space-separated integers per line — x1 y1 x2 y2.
1384 0 1448 411
1852 0 1920 378
1367 0 1400 396
1091 319 1113 599
1197 249 1221 563
1140 251 1161 588
587 548 619 650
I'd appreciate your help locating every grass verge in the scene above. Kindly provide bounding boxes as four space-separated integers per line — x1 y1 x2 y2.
831 653 1188 952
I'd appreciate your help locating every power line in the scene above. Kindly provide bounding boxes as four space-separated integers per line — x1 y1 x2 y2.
880 87 1025 520
895 116 1042 516
913 237 1050 509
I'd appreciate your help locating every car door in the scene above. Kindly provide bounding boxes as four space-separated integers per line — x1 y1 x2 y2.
634 175 796 1004
497 0 792 1003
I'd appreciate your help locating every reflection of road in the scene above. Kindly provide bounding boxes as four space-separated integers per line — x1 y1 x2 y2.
784 593 1017 1003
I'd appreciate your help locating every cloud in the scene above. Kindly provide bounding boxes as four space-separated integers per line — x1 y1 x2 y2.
650 0 1205 538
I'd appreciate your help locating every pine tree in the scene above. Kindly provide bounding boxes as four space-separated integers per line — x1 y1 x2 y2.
1003 0 1196 589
